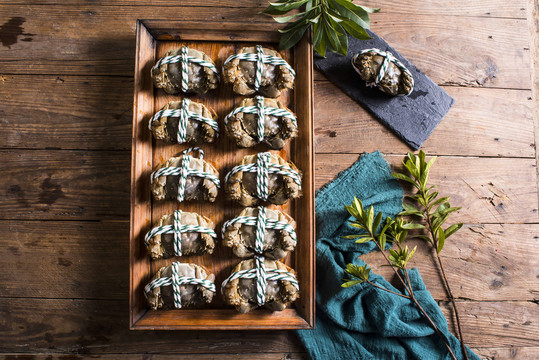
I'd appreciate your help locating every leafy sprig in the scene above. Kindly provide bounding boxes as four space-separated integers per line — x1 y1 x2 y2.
392 150 468 360
263 0 379 56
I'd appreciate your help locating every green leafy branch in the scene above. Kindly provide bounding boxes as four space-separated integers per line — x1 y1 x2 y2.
262 0 379 57
392 150 468 360
340 198 458 360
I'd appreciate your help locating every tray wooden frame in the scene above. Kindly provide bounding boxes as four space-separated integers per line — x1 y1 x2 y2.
130 19 314 330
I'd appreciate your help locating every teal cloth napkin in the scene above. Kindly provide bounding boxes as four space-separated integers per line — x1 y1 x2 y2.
296 151 479 360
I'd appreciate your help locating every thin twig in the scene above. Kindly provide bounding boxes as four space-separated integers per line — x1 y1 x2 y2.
372 235 457 360
403 269 458 360
365 279 411 299
422 195 469 360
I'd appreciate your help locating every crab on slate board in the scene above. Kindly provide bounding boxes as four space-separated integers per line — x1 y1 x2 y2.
314 30 455 150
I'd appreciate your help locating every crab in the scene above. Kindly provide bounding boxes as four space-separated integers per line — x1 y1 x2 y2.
224 96 297 150
145 211 216 260
225 152 301 207
351 49 414 96
223 46 294 98
222 207 296 260
146 262 215 310
152 47 219 95
149 100 218 145
222 259 299 313
151 152 219 203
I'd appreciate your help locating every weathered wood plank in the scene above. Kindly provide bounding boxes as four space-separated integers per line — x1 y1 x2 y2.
0 0 527 19
0 150 129 220
528 0 539 211
359 224 539 301
0 354 307 360
0 7 530 90
0 75 132 150
0 298 536 352
0 298 303 354
2 75 535 158
473 347 539 359
1 150 536 223
2 220 536 302
439 301 539 348
314 82 536 157
316 154 539 223
0 221 128 299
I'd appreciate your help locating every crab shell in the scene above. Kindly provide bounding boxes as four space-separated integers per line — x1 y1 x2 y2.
151 155 219 202
146 262 215 310
223 46 294 98
225 153 301 206
225 97 297 150
222 259 299 313
351 50 414 96
146 211 216 260
150 100 218 145
223 207 296 260
152 48 219 95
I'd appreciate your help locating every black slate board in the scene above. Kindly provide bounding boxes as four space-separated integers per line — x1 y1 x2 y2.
314 30 455 150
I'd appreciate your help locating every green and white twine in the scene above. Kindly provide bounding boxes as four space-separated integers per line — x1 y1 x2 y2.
152 46 219 93
223 45 296 91
225 152 301 201
144 209 217 256
353 48 414 96
222 206 297 253
148 98 219 144
221 258 299 306
151 147 220 202
224 96 296 142
144 262 216 309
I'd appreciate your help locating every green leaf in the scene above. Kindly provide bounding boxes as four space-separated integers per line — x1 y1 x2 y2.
391 172 418 185
314 29 328 56
428 196 450 211
379 232 387 250
355 237 374 244
340 19 371 40
357 4 380 13
366 205 375 232
268 0 309 12
329 0 370 29
341 280 363 288
373 212 383 233
279 21 310 49
437 228 446 253
400 222 425 230
273 12 306 23
406 245 417 263
413 234 433 243
341 234 364 239
444 223 463 239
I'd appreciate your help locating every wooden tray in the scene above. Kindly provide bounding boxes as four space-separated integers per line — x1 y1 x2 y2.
130 20 314 330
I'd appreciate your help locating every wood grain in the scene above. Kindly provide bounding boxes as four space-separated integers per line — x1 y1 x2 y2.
0 220 128 299
3 76 535 157
358 224 539 301
316 154 539 224
0 7 530 90
0 75 133 150
0 355 307 360
0 0 528 19
0 297 536 352
314 82 536 157
0 150 130 220
1 221 535 302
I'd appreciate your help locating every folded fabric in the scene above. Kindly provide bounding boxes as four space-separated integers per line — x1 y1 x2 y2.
295 151 479 360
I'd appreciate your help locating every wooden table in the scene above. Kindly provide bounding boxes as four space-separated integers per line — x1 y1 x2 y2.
0 1 538 359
